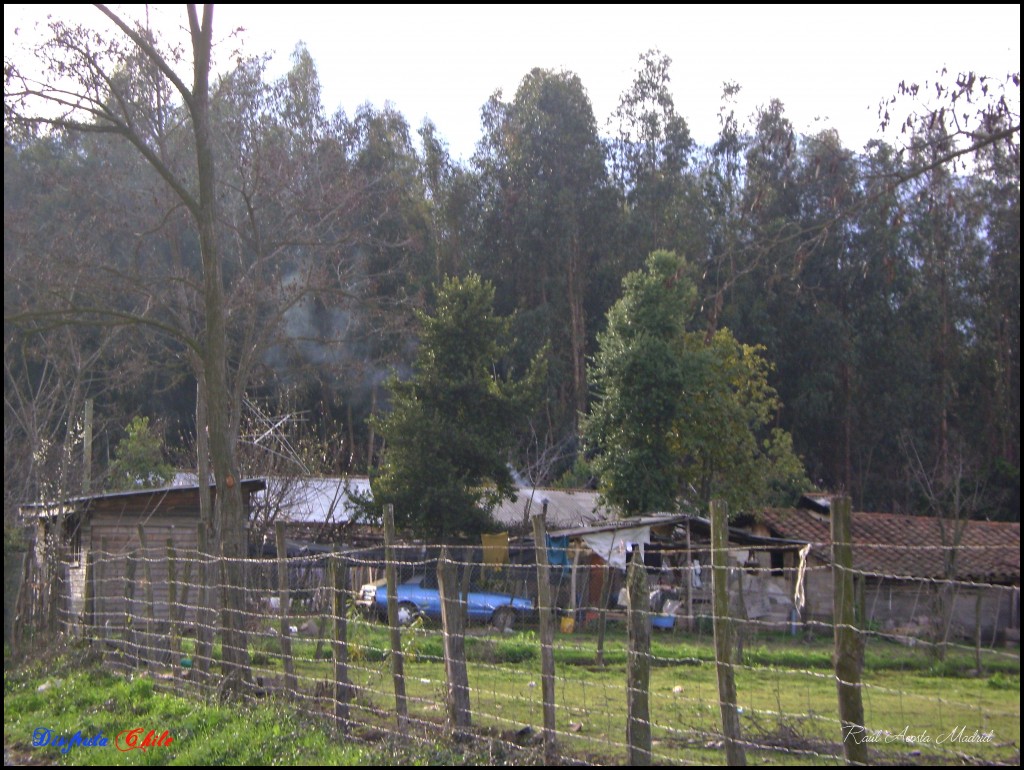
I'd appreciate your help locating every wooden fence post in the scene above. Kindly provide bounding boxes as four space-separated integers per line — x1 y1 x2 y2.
195 523 214 682
83 548 96 648
99 537 111 645
136 525 157 665
123 551 138 670
13 550 40 656
532 507 557 763
595 561 614 666
974 591 984 676
460 546 474 626
275 522 297 695
166 538 181 690
569 547 580 631
329 554 351 733
684 520 694 632
220 546 231 677
50 544 69 635
383 503 408 724
438 545 472 732
711 499 746 766
832 495 867 765
626 548 652 765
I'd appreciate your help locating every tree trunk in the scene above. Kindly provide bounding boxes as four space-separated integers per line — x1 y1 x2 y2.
189 5 249 689
567 228 587 430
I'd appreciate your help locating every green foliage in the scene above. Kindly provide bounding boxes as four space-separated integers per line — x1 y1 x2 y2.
105 416 174 491
986 673 1018 690
585 250 696 514
369 274 543 539
585 250 808 515
553 454 598 490
672 328 810 511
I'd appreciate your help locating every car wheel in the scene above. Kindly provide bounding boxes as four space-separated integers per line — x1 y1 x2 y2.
491 606 517 632
396 602 421 627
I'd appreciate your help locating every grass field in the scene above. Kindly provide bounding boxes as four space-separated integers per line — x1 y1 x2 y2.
324 623 1020 765
5 622 1019 766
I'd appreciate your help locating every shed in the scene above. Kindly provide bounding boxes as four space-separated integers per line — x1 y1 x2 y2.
20 479 266 629
739 507 1021 643
547 514 805 630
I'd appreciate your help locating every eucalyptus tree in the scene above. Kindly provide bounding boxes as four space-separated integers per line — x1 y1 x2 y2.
420 119 479 281
965 122 1020 516
609 49 698 272
475 68 614 448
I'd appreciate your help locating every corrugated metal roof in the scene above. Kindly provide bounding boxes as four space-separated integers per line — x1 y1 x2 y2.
261 476 369 524
491 488 614 529
20 478 266 517
549 513 688 538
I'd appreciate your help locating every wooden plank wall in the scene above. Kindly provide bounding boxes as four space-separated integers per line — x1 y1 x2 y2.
90 514 204 627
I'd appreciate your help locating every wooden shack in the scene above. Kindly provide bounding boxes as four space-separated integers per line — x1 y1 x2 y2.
21 479 266 630
739 505 1021 644
547 514 805 631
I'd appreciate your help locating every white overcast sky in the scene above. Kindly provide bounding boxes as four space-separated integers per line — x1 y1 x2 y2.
5 4 1021 161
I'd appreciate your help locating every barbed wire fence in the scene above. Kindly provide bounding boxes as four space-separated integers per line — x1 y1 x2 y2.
10 498 1020 765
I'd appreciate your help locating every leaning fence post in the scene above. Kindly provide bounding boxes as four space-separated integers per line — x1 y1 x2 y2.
177 555 192 635
275 522 297 695
383 503 409 725
438 545 472 732
626 548 652 765
532 506 557 763
329 554 351 732
832 494 867 765
711 499 746 766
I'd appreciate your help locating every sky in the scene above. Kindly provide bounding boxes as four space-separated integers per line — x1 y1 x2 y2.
5 4 1021 161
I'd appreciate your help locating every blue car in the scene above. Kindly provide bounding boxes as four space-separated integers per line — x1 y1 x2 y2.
358 574 533 629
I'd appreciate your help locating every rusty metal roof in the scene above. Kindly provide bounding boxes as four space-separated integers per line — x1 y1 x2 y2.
755 508 1020 583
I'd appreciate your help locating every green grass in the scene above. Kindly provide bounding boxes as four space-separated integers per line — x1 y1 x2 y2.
3 640 548 766
7 624 1018 766
4 650 373 766
252 618 1019 765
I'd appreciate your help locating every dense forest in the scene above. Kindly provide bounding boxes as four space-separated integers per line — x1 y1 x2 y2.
5 37 1020 527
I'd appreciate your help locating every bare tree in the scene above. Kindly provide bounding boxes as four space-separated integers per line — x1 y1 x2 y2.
5 6 425 683
5 4 254 681
879 69 1020 181
900 433 986 658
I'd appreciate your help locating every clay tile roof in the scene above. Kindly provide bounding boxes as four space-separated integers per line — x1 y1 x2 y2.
756 509 1020 583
